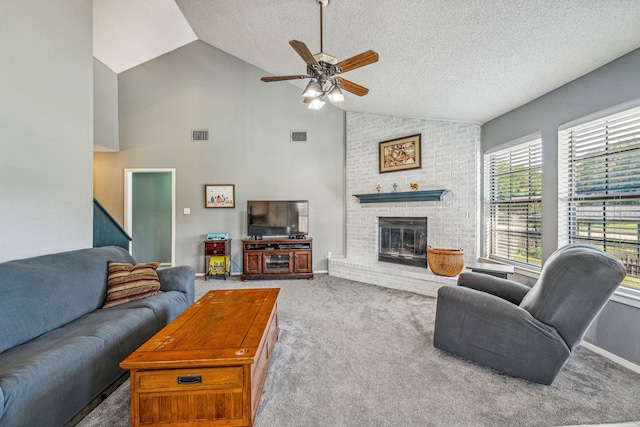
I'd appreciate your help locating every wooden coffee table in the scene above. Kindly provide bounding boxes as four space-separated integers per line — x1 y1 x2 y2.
120 288 280 427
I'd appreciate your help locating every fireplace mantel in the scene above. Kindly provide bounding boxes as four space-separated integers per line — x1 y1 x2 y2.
353 189 448 203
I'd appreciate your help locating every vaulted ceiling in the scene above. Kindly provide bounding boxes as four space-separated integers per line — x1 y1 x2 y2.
93 0 640 123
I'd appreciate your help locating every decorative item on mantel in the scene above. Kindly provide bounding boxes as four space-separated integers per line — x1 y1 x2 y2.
392 183 399 192
427 247 464 277
410 183 419 191
376 183 382 193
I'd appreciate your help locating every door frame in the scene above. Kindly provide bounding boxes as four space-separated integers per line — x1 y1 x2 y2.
124 168 176 267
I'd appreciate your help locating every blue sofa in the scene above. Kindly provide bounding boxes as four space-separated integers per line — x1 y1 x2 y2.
0 246 195 426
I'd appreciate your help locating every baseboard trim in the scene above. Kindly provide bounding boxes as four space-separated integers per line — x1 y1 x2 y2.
196 270 328 277
196 272 239 277
580 341 640 375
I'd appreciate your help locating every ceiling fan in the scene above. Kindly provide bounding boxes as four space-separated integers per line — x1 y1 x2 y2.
260 0 379 110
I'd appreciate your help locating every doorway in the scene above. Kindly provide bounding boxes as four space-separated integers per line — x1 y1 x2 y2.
124 169 175 266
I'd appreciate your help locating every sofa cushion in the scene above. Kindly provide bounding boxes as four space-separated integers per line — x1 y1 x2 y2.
121 288 192 326
0 335 105 426
0 246 135 354
0 304 159 427
102 261 162 308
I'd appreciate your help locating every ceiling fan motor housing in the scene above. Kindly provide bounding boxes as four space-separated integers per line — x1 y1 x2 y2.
314 52 337 65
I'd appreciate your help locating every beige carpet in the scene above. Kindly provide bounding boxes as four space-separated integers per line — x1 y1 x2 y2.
78 274 640 427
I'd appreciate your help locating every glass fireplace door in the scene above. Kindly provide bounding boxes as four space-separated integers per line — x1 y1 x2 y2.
378 217 427 268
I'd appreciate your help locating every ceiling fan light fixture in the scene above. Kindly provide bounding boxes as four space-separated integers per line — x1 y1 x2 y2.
260 0 378 111
307 97 326 110
302 80 323 97
327 84 344 103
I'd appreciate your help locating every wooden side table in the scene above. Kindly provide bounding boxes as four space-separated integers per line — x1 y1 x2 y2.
204 239 231 280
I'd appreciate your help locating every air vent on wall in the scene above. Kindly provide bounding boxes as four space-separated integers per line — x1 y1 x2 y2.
291 130 308 143
191 129 209 142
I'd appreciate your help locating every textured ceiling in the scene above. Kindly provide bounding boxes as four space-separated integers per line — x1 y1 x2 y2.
94 0 640 123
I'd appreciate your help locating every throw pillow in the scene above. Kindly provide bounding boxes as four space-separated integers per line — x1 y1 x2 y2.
102 261 162 309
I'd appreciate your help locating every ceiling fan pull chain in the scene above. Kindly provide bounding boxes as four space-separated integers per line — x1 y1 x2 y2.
319 0 323 53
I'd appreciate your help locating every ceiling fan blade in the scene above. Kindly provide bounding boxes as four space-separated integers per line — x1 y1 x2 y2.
339 78 369 97
303 97 314 103
289 40 319 66
261 75 309 82
334 50 379 74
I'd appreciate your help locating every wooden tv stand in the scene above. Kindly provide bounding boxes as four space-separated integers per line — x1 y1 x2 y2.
241 238 313 281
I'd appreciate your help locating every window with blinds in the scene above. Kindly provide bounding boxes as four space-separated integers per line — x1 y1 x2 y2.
559 105 640 290
485 137 542 267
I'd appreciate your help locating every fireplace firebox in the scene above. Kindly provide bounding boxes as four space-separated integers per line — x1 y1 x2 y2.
378 217 428 268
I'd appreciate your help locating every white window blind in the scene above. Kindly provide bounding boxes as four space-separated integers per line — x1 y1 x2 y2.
559 105 640 290
485 138 543 267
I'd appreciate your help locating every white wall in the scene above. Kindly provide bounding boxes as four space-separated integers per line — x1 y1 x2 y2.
93 58 119 152
94 41 345 273
345 112 481 262
0 0 93 262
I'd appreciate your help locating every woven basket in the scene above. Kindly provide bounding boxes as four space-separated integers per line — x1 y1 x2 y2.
427 247 464 277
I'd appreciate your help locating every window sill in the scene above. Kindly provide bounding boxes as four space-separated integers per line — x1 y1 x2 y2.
611 287 640 309
480 258 640 309
479 257 540 279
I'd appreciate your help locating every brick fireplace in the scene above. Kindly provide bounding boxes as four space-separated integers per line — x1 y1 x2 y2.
328 112 481 297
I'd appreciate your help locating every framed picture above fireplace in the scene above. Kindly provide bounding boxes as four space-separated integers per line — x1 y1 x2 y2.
379 134 422 173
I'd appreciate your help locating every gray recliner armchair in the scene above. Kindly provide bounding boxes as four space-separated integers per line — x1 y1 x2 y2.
433 244 626 384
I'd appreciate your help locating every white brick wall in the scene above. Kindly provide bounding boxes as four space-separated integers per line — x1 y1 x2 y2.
345 112 481 264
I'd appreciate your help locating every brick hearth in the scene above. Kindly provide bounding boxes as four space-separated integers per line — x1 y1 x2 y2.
328 257 456 297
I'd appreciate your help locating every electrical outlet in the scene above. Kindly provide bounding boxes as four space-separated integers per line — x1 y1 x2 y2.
183 208 191 215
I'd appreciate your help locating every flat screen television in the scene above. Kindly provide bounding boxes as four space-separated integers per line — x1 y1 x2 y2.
247 200 309 237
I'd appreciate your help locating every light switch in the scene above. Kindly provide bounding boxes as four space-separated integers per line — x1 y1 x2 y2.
183 208 191 215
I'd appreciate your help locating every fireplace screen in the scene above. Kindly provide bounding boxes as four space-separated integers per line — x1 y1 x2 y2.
378 217 428 268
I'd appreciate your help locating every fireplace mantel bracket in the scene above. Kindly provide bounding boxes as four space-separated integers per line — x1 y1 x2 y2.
353 189 449 203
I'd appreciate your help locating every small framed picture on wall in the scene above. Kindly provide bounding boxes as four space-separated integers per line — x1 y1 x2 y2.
205 184 235 208
379 134 422 173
